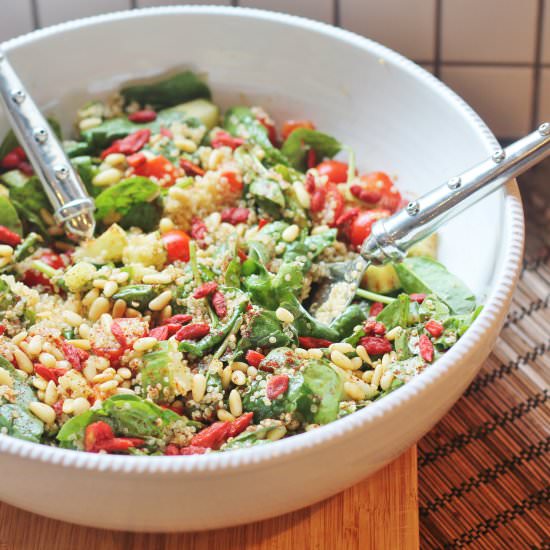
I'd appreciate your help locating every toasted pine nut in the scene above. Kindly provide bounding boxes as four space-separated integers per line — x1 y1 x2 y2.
329 342 355 354
231 370 246 386
221 365 233 389
104 153 126 167
117 367 132 380
99 379 119 392
385 326 402 341
308 348 323 359
72 397 91 415
67 339 91 351
133 337 157 352
112 299 127 318
293 180 310 209
159 217 174 233
281 224 300 242
62 399 75 414
103 281 118 298
32 376 48 390
13 348 33 373
142 272 173 285
92 167 123 187
344 381 366 401
148 290 173 311
217 409 235 422
79 116 102 131
83 363 97 382
88 297 110 321
12 331 27 345
44 380 58 405
93 368 116 384
228 389 243 417
192 373 206 402
371 364 384 388
29 401 56 424
0 244 14 257
266 425 287 441
125 308 141 318
0 367 14 387
27 335 43 356
380 371 395 391
62 311 83 326
275 307 294 324
247 366 258 378
350 357 363 370
330 350 353 370
38 352 56 369
356 345 372 365
78 323 91 338
231 361 249 373
82 288 100 307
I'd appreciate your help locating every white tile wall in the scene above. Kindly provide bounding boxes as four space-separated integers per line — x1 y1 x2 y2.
239 0 333 23
441 66 533 137
441 0 538 63
37 0 130 27
542 0 550 63
340 0 436 61
0 0 34 42
539 69 550 123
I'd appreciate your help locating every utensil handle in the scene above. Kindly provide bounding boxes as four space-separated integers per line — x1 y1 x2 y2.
361 123 550 263
0 50 95 240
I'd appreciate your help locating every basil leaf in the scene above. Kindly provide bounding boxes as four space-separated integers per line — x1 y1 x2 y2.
280 128 341 172
394 257 476 315
121 71 211 110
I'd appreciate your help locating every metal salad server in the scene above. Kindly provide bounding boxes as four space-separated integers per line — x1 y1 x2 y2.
311 123 550 324
0 49 95 240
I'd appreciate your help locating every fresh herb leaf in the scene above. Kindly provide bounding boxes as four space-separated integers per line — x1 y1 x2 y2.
0 196 22 236
280 128 342 172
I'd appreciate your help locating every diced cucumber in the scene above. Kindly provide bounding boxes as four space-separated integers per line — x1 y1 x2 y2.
361 264 401 294
165 99 220 130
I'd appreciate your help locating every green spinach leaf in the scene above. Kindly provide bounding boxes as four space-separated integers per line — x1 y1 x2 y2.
280 128 341 172
0 196 22 236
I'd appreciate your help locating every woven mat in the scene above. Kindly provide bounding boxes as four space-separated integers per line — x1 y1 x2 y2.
418 160 550 549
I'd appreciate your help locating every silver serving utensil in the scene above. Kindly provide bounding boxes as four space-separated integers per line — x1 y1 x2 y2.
311 123 550 324
0 49 95 240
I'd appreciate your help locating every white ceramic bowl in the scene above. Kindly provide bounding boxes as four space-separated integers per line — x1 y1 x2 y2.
0 7 523 531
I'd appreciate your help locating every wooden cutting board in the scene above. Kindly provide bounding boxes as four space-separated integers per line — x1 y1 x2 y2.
0 447 418 550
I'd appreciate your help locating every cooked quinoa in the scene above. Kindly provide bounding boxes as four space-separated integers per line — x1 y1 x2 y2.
0 71 481 455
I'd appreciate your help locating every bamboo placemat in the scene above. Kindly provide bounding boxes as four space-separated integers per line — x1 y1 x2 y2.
418 162 550 549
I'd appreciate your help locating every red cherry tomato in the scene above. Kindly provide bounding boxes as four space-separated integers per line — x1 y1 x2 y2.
311 182 345 227
316 160 351 184
161 230 191 263
281 119 315 141
132 155 181 187
349 209 391 248
22 250 65 288
358 171 402 212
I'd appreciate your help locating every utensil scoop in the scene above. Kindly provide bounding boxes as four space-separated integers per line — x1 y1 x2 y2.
311 123 550 324
0 49 95 240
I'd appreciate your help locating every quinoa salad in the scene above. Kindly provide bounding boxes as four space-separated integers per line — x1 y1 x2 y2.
0 71 481 455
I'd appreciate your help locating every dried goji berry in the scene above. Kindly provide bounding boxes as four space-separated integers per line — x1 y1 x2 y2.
164 444 180 456
190 422 232 450
118 129 151 155
360 336 392 356
0 225 21 247
211 130 245 150
126 152 147 168
221 207 250 225
94 437 145 453
419 334 434 363
221 171 243 193
18 161 34 176
409 293 426 304
34 363 67 384
192 281 218 299
369 302 385 317
174 323 210 341
110 321 128 349
266 374 289 400
84 421 114 452
228 412 254 438
350 184 382 204
128 109 157 123
307 148 317 169
0 325 5 336
148 326 169 341
258 218 269 230
298 336 333 349
211 291 227 318
364 320 386 336
61 341 87 371
237 249 248 262
310 188 326 213
334 207 360 227
179 445 208 455
425 320 444 338
305 172 316 193
245 350 265 367
190 217 208 241
162 314 193 326
180 158 205 177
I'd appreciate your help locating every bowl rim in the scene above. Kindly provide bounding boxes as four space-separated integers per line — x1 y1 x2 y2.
0 5 524 475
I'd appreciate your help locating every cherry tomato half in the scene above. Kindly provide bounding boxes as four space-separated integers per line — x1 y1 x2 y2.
349 209 391 248
22 250 65 288
162 230 191 263
132 155 181 187
316 160 351 184
281 119 316 141
311 182 345 227
358 171 402 212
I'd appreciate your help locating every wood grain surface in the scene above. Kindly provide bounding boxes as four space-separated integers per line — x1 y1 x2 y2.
0 447 418 550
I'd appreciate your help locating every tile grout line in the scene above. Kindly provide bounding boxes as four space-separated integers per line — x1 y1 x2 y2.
433 0 442 78
130 0 137 9
333 0 341 27
531 0 545 128
30 0 40 30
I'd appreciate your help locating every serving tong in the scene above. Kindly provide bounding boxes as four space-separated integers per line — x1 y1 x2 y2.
311 123 550 323
0 49 95 240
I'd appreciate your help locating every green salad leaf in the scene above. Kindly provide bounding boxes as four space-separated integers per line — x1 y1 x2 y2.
281 128 342 171
0 196 22 236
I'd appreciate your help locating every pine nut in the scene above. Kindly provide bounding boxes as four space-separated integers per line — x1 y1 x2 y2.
381 353 392 368
292 180 310 208
231 370 246 386
192 373 206 402
13 348 33 373
62 311 83 326
362 370 374 384
295 348 309 358
93 279 107 289
115 387 135 395
79 323 91 338
72 397 91 415
99 380 119 392
43 342 63 360
159 217 174 233
83 363 97 382
117 367 132 380
247 366 258 378
160 305 172 321
221 365 233 389
350 357 363 370
103 281 118 298
79 116 102 131
0 367 14 387
44 380 58 405
148 290 173 311
62 399 75 414
330 350 353 370
281 224 300 243
126 308 141 318
371 364 384 388
356 345 372 365
308 348 323 359
93 368 116 384
344 381 366 401
174 138 197 153
92 167 123 187
27 335 43 356
111 271 129 284
217 409 235 422
29 401 56 424
82 288 100 307
104 153 126 167
38 352 56 369
385 326 402 341
67 339 91 351
228 389 243 417
88 297 110 321
266 425 287 441
133 337 158 351
380 371 395 391
12 331 27 345
275 307 294 324
329 342 355 354
112 299 127 318
0 244 14 257
142 272 173 285
231 361 248 373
